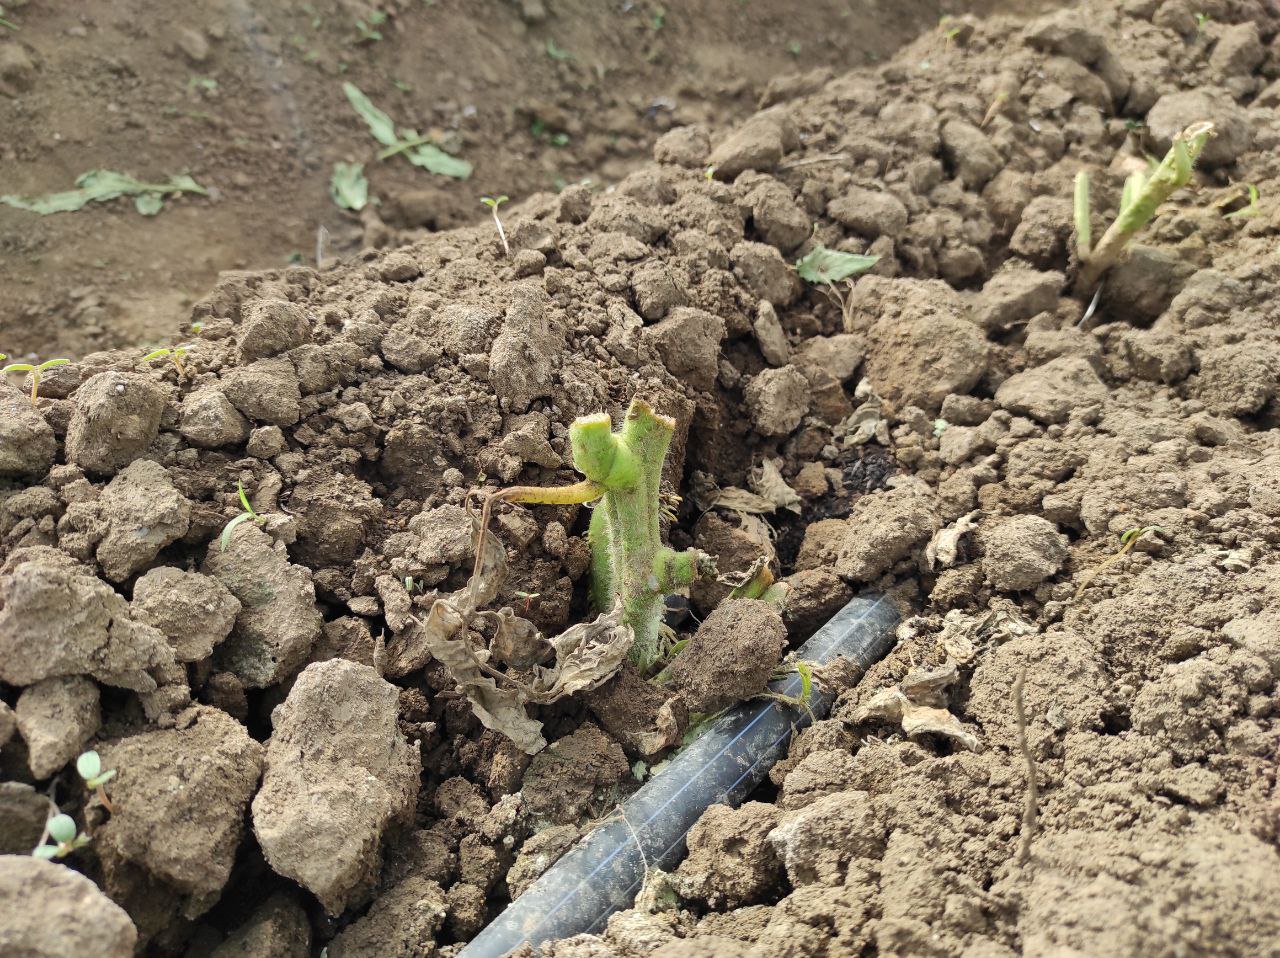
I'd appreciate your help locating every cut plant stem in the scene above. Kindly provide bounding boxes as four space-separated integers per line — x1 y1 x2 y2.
1074 121 1214 294
478 399 718 671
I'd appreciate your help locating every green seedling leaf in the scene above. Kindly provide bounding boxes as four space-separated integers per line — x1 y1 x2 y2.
343 81 399 146
404 142 471 178
2 169 207 216
237 479 254 514
32 845 58 860
343 82 472 179
546 38 572 61
135 193 164 216
47 814 77 845
794 244 879 284
76 751 101 781
329 161 369 210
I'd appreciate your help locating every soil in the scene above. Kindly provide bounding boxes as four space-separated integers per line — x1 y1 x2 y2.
3 0 1280 956
0 0 952 360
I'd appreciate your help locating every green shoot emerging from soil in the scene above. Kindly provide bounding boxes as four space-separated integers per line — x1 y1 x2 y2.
1075 525 1163 600
2 358 69 407
76 750 116 814
220 480 267 551
1224 183 1261 220
479 399 721 671
481 195 511 257
142 344 194 378
32 814 90 861
1073 121 1213 292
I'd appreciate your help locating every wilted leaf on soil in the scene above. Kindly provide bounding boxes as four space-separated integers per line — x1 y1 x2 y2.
853 662 981 751
925 509 979 570
405 511 634 753
342 81 472 179
2 169 208 216
329 161 369 211
749 458 802 514
795 244 879 284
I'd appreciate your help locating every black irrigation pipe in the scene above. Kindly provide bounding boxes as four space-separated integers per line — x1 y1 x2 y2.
459 592 900 958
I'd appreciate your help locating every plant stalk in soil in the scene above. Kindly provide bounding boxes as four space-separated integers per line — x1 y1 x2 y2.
1 358 70 407
1073 121 1213 293
478 399 718 671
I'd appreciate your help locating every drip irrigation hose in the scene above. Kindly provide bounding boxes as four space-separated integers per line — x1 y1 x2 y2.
459 592 900 958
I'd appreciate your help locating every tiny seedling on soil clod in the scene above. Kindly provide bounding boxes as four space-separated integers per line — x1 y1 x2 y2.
481 195 511 257
1074 525 1163 600
1073 121 1213 292
2 358 70 406
32 814 90 861
220 480 267 550
77 750 117 814
142 344 194 378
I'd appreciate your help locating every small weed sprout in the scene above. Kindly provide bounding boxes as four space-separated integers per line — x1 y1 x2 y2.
1075 525 1163 599
33 814 90 860
481 195 511 257
354 10 386 43
1073 121 1214 292
2 358 70 407
545 38 572 61
142 343 194 378
76 750 116 814
1194 12 1211 32
1224 183 1261 220
220 480 267 551
981 90 1010 129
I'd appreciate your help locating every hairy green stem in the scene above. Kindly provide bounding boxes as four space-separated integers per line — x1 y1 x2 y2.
1075 121 1213 293
571 400 716 671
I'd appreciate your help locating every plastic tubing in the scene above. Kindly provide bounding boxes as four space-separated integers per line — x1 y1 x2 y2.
458 592 900 958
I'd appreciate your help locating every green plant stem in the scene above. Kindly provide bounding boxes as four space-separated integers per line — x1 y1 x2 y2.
1075 122 1213 293
571 401 717 670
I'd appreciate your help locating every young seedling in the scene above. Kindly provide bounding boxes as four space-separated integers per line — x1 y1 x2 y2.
477 399 721 671
1073 121 1214 293
32 813 91 860
481 195 511 257
354 10 386 43
980 90 1010 129
220 480 268 550
142 343 194 378
1 358 70 407
76 750 116 814
1223 183 1261 220
1074 525 1163 599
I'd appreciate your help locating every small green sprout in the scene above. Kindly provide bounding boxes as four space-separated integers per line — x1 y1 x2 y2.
188 76 218 92
2 358 70 407
1194 12 1210 32
354 10 386 43
1074 121 1214 292
1224 183 1261 220
545 39 572 61
704 165 716 182
220 480 267 551
980 90 1010 129
1075 525 1164 600
651 7 666 30
33 814 91 860
77 750 116 814
142 343 194 378
786 40 802 57
481 195 511 257
330 161 369 211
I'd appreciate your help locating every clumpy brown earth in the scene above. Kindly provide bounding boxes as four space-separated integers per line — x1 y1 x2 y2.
4 0 1280 955
0 0 950 359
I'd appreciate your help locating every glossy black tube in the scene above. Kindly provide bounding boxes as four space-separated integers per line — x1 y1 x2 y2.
459 592 900 958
